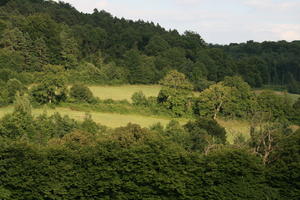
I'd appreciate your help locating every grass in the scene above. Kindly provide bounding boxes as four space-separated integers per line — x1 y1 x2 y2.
255 89 300 103
0 105 249 143
0 106 187 128
89 85 161 102
216 119 251 144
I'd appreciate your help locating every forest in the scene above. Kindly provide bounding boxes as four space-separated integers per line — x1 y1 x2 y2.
0 0 299 199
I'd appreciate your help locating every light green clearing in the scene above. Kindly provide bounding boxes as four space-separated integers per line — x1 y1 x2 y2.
217 119 251 144
0 106 249 143
0 106 186 128
255 89 300 103
89 85 162 102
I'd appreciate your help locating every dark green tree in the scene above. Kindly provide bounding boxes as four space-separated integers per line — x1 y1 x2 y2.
30 75 68 104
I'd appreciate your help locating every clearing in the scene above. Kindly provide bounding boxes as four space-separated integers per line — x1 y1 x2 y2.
0 106 186 128
89 85 161 102
0 106 250 143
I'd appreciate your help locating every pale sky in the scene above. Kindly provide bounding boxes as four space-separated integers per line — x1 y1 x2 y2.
56 0 300 44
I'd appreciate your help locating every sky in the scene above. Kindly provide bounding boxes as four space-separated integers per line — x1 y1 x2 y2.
56 0 300 44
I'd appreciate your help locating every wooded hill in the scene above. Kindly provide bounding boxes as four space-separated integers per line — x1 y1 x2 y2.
0 0 299 93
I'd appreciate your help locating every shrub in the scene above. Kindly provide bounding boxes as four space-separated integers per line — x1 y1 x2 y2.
70 84 94 103
131 91 148 106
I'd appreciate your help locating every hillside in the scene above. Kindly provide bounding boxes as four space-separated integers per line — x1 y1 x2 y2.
0 1 300 199
0 0 299 93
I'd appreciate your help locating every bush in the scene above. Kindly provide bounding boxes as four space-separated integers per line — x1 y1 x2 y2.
69 84 95 103
131 91 148 106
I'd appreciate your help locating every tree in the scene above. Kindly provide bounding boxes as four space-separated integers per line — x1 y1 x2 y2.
0 85 9 106
159 70 193 90
158 70 194 116
6 78 27 103
197 82 231 119
0 93 35 139
222 76 254 118
30 75 68 104
123 50 156 84
0 187 11 200
248 110 292 165
184 117 227 153
267 129 300 199
290 98 300 125
145 35 170 56
13 92 32 116
256 90 292 121
60 25 79 69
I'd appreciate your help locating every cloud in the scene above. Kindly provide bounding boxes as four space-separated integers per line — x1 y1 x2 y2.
271 24 300 41
243 0 300 11
175 0 205 5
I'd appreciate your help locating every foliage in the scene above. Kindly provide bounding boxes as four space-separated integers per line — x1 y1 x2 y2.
30 75 68 104
158 70 194 117
196 82 231 119
131 91 148 106
222 76 254 118
267 129 300 200
290 98 300 125
184 117 227 153
6 78 27 103
159 70 193 90
0 1 299 199
0 137 279 200
256 90 293 121
69 84 95 103
0 0 298 91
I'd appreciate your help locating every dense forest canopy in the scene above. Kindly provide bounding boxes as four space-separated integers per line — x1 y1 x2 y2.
0 0 299 93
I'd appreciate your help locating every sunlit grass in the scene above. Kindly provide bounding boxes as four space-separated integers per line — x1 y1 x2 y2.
89 85 162 102
255 89 300 103
217 119 251 144
0 106 187 128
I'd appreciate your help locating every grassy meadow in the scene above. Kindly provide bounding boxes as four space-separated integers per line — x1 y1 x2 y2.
255 89 300 103
0 106 188 128
0 105 249 143
89 85 162 102
217 119 251 143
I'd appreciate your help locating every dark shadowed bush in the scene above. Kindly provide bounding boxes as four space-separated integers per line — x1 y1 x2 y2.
69 84 95 103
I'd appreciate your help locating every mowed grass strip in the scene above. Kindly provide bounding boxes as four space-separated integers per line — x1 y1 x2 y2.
89 85 161 102
0 106 250 143
0 106 186 128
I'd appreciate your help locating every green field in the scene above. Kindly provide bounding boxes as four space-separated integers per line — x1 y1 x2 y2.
217 119 251 143
255 89 300 103
89 85 161 102
0 106 187 128
0 105 249 143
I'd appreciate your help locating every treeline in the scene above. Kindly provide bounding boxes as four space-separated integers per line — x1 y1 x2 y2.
0 94 299 199
1 71 299 126
0 0 299 93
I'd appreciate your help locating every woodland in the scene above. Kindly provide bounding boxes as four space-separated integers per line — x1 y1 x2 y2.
0 0 299 199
